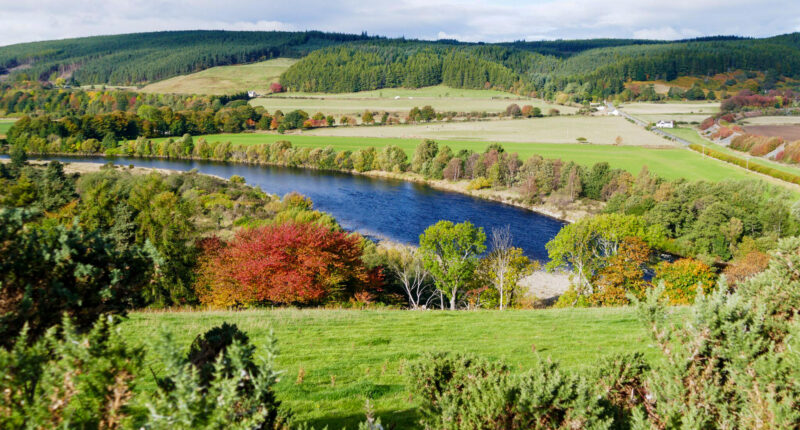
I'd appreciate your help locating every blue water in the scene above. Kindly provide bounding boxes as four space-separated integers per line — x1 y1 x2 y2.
17 156 566 261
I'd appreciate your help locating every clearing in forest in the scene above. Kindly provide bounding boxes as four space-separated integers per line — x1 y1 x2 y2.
250 85 575 115
139 58 297 95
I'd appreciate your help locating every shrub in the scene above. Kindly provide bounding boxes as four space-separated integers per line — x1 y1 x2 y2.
0 208 153 347
466 176 491 190
409 352 612 429
144 326 288 429
196 222 369 306
0 316 143 429
653 258 716 304
187 323 253 388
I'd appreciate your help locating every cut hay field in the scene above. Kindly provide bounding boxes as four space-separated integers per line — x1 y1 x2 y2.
306 116 672 146
741 116 800 126
151 132 760 182
744 125 800 141
618 101 720 115
250 85 576 115
139 58 297 95
635 113 711 124
121 307 685 428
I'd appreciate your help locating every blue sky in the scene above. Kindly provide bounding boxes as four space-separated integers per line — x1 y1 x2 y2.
0 0 799 46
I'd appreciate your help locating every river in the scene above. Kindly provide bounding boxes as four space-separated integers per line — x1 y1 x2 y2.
18 156 566 261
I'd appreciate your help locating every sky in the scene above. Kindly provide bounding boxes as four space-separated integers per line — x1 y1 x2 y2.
1 0 799 46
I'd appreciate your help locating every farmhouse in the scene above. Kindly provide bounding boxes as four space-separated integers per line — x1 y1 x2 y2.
247 90 258 98
656 120 675 128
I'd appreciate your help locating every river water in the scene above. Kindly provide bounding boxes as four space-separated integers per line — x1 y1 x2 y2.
19 156 566 261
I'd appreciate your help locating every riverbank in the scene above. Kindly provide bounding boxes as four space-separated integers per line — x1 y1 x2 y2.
5 156 576 302
7 151 594 223
360 169 598 223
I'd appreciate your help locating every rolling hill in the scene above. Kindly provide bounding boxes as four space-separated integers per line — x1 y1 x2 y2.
1 30 799 100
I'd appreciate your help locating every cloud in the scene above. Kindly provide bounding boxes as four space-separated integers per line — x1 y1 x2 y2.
0 0 798 46
633 27 704 40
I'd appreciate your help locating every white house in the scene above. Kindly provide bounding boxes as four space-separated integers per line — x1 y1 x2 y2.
247 90 258 98
655 120 675 129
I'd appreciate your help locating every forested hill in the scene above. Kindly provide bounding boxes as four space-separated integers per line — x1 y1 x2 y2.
281 35 800 98
0 30 376 85
2 30 800 99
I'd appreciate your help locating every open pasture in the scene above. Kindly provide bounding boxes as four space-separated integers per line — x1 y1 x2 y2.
0 118 16 136
121 307 681 428
635 113 711 124
156 132 760 182
306 116 674 146
139 58 297 95
618 101 720 115
250 85 576 115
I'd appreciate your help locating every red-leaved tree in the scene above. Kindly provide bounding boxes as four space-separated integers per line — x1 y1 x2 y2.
197 223 368 307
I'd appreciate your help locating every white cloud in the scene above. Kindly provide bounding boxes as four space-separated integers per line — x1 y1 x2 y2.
633 27 703 40
0 0 797 46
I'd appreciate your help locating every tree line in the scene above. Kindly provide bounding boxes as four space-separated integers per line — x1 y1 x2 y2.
0 30 377 85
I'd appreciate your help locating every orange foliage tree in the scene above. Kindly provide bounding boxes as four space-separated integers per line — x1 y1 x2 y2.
196 222 369 307
653 258 717 305
723 251 770 287
590 237 651 306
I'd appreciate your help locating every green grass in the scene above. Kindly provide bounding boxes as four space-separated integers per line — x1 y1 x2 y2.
251 86 575 115
0 119 15 136
275 85 521 99
155 132 763 182
121 307 683 428
139 58 297 95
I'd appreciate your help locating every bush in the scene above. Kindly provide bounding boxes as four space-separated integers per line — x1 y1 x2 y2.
0 208 154 347
196 222 369 306
0 316 143 429
145 324 289 429
653 258 716 304
466 176 491 190
409 352 613 429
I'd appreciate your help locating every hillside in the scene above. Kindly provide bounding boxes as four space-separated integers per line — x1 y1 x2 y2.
1 30 800 100
138 58 296 95
0 30 373 85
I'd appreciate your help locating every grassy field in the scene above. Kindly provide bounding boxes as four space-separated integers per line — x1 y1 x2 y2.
276 85 521 99
635 113 711 124
160 132 761 182
250 85 576 115
307 116 672 146
0 118 16 136
618 101 720 115
139 58 297 95
121 307 683 428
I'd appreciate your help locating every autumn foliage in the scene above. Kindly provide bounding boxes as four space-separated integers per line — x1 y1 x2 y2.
653 258 716 305
196 222 370 307
589 237 651 306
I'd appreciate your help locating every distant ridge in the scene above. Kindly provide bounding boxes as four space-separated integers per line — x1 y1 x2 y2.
1 30 798 100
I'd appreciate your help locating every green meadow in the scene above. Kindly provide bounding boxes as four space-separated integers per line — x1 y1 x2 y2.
0 119 16 136
121 307 685 428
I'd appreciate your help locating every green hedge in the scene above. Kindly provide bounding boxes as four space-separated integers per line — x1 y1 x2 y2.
688 143 800 185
